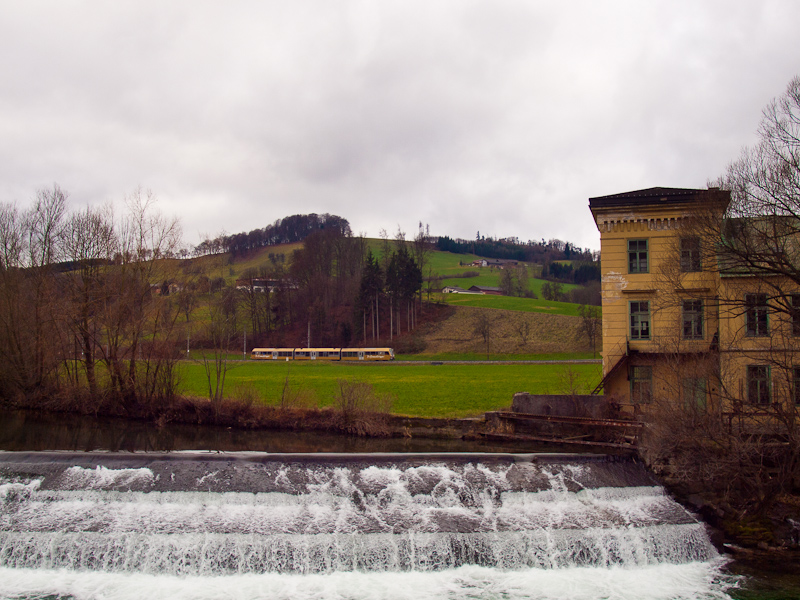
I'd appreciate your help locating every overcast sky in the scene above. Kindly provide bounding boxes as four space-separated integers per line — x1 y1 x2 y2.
1 1 798 251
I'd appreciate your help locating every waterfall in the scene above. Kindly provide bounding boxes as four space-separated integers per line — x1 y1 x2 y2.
0 452 735 600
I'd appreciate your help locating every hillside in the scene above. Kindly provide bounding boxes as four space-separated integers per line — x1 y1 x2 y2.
416 305 591 356
221 240 587 301
181 234 599 356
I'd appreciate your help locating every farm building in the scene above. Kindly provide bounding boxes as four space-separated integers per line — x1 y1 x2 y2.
469 285 503 295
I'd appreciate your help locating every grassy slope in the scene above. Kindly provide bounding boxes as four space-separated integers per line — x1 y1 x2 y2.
193 242 304 285
435 293 582 316
419 305 593 355
179 360 602 418
229 242 302 279
425 249 578 300
359 243 583 314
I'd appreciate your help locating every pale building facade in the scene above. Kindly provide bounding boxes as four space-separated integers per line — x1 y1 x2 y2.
589 186 800 414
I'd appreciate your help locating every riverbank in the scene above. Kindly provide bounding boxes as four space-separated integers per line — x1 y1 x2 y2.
671 485 800 554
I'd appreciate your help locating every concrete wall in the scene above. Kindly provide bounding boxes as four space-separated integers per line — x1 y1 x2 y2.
512 393 612 419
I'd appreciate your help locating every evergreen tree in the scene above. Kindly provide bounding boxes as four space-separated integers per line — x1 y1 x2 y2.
357 250 383 343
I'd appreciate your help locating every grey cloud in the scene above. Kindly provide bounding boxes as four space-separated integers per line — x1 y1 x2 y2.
0 1 798 250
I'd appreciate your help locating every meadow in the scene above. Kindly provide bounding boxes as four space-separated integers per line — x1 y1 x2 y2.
433 292 583 316
426 250 579 298
178 360 602 418
402 352 597 361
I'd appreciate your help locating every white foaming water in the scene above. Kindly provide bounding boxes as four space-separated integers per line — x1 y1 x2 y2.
62 466 155 489
0 459 734 599
0 563 738 600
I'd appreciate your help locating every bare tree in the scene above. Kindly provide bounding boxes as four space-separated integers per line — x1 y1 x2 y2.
61 205 116 397
0 202 32 399
198 289 238 410
577 304 601 357
0 186 69 398
98 188 183 412
0 203 23 270
499 268 515 296
514 316 532 348
0 185 185 416
378 228 392 275
25 185 67 268
412 222 433 309
516 263 530 296
472 311 495 359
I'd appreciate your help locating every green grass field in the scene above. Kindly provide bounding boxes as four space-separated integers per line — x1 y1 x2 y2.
178 360 602 418
433 293 584 316
438 274 578 298
397 352 597 361
187 350 599 362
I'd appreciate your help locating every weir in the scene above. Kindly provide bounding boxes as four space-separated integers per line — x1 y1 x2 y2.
0 451 718 578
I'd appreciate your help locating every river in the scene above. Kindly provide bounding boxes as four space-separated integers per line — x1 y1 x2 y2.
0 409 797 599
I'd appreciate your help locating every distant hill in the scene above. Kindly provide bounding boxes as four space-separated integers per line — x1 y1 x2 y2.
436 235 593 264
194 213 351 258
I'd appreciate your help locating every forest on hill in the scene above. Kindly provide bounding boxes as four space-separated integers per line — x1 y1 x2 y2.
193 213 352 258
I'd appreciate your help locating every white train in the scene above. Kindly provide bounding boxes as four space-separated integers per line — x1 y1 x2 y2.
250 347 395 361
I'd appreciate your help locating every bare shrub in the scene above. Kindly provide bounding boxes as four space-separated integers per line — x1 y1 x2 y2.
485 415 514 435
332 379 393 437
557 366 593 395
639 389 800 516
393 334 427 354
230 382 259 408
514 317 532 347
278 375 318 410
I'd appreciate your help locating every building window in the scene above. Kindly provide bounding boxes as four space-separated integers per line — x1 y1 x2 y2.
630 366 652 404
792 295 800 336
680 237 701 272
794 367 800 405
630 301 650 340
682 300 703 340
683 377 707 412
745 294 768 337
628 239 648 274
746 365 770 405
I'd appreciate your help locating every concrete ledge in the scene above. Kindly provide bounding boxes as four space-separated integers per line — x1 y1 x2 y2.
511 393 614 419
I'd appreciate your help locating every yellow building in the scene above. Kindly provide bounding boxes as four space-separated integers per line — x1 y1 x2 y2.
589 186 800 414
